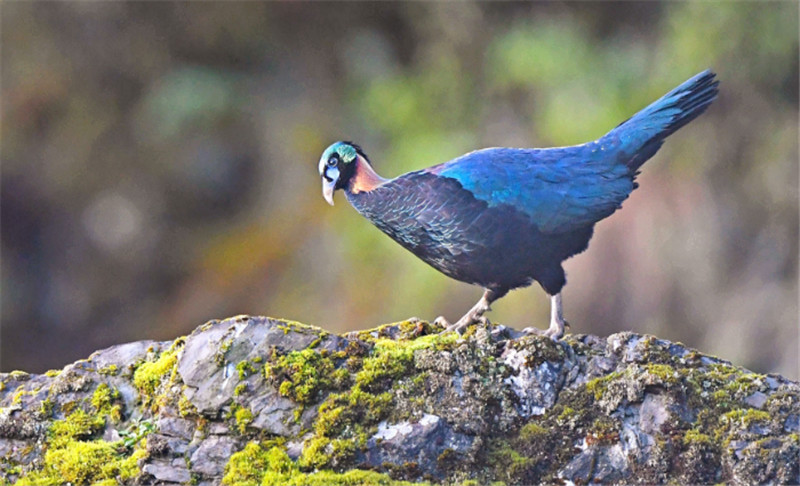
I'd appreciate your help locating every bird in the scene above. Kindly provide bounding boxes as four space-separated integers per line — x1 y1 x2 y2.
318 70 719 339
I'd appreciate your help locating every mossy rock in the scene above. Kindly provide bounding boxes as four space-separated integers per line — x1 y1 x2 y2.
1 316 798 485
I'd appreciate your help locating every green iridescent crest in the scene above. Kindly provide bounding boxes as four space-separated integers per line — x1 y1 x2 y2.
324 142 358 164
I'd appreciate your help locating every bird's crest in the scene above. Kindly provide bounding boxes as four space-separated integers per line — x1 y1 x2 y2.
323 141 366 165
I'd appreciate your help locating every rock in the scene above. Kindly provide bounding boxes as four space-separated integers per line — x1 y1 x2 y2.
143 458 192 484
364 413 474 478
744 391 768 409
190 435 237 477
0 315 798 485
158 417 195 440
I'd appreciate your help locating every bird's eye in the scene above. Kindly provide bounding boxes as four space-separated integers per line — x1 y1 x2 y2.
327 156 338 167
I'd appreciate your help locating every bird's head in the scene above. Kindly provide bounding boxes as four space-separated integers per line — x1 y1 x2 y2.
318 141 364 205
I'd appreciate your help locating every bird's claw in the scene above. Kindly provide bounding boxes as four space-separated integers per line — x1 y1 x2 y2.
433 316 450 329
444 317 471 334
443 315 491 335
522 319 569 341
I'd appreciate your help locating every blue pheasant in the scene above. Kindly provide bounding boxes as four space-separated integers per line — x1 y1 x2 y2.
319 70 719 338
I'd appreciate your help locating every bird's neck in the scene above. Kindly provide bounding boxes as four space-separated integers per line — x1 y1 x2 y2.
347 155 387 194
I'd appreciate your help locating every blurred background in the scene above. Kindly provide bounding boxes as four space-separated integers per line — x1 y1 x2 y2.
1 2 797 379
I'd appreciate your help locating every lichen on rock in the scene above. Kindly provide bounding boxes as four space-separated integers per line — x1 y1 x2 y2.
1 316 798 485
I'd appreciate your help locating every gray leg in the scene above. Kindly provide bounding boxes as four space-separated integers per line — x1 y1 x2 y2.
523 293 568 340
442 288 501 334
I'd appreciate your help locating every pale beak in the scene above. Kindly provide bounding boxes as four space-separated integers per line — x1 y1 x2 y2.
321 166 339 206
322 179 335 206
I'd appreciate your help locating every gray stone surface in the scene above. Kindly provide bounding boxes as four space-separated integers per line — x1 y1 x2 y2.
143 458 192 484
190 435 236 477
364 413 474 478
1 316 798 485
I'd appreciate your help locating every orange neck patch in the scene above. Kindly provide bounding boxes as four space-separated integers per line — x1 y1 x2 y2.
349 155 387 193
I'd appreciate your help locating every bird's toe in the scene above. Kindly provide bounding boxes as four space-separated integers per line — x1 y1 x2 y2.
444 322 468 334
544 327 564 341
522 326 564 341
433 316 451 329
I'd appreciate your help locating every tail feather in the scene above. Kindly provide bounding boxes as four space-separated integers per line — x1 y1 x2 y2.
607 70 719 170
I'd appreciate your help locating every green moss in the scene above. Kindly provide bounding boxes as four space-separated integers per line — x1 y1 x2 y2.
50 409 106 448
519 421 548 440
585 371 622 401
298 436 331 470
284 329 461 475
724 372 765 397
266 348 337 405
489 441 533 482
235 407 254 435
351 319 454 346
90 383 122 423
44 369 61 378
18 401 148 484
236 360 257 380
315 388 391 438
234 383 248 397
178 390 198 417
683 428 713 446
587 416 620 445
132 348 178 399
223 440 424 486
18 441 146 485
645 363 678 384
38 398 54 418
223 442 270 485
10 389 22 405
274 318 325 336
97 364 119 376
215 338 235 366
721 408 771 427
519 335 566 367
556 406 577 424
278 469 424 486
356 334 457 393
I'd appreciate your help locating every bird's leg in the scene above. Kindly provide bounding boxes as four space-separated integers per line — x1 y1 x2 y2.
523 293 569 340
444 288 501 334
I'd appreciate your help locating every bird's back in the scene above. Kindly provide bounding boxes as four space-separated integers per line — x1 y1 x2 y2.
341 70 718 292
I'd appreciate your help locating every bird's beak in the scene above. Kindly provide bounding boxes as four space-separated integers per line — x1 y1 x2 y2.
321 166 339 206
322 180 335 206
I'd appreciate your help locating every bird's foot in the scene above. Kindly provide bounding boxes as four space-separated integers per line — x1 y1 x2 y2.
433 316 450 329
439 288 497 335
442 313 491 335
443 314 474 334
522 319 569 341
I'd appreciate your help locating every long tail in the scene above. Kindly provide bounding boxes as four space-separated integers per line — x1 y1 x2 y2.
605 70 719 171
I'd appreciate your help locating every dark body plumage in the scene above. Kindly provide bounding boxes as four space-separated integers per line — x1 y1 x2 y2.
321 70 719 333
346 172 590 295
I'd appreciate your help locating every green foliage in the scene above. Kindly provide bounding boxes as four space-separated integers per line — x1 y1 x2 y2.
119 419 155 450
